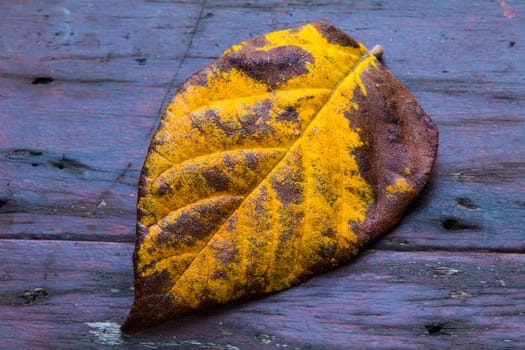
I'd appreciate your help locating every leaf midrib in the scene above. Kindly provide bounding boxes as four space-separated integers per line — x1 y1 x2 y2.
165 50 376 294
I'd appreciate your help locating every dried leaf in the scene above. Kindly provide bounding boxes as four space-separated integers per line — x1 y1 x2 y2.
122 22 438 333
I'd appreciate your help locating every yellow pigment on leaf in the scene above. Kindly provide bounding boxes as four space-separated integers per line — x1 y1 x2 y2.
121 21 440 335
386 177 414 194
137 23 378 313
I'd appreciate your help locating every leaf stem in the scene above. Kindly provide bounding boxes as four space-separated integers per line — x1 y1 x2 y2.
369 45 384 60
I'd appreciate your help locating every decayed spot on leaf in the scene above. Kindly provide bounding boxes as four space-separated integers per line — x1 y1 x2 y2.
122 22 438 333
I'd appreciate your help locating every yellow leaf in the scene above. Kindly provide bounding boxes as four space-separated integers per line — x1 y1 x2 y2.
122 22 438 333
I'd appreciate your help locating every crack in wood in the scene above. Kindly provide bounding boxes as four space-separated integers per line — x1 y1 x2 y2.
147 0 208 140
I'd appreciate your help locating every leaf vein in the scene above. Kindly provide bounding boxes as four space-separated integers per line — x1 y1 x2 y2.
168 52 376 294
152 147 286 181
184 88 331 117
149 195 244 266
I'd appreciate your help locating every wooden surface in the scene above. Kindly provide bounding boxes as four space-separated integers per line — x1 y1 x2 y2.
1 1 524 349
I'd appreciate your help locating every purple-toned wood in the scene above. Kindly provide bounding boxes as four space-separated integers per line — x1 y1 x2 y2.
0 0 524 348
0 240 524 349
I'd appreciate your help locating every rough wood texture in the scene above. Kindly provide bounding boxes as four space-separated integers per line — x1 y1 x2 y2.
1 240 524 349
0 0 524 349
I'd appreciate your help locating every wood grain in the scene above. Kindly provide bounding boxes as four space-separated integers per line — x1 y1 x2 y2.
1 240 523 349
0 0 524 348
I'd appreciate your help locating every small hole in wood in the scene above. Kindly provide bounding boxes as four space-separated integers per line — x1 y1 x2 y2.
134 58 147 65
18 288 48 305
425 323 444 335
441 218 480 231
32 77 54 85
0 198 8 208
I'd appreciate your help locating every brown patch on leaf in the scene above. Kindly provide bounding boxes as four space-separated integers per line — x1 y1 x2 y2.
223 45 313 88
155 181 171 196
211 239 239 265
157 196 242 248
206 110 236 137
202 168 231 192
312 21 361 48
244 151 259 169
318 241 338 260
210 269 227 280
248 35 271 49
271 171 304 205
276 106 299 123
121 270 186 333
346 63 438 248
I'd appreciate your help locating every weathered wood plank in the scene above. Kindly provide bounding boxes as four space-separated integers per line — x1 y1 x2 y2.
196 1 524 66
1 0 523 246
0 1 202 83
2 119 523 248
0 240 523 349
1 0 524 348
195 1 525 126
